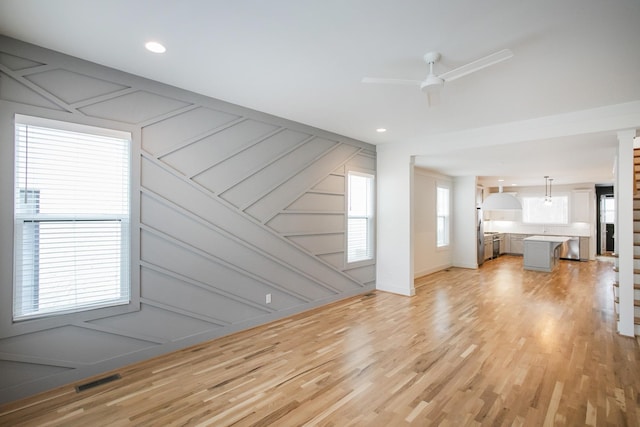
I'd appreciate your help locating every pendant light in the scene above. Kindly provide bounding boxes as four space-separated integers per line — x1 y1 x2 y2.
482 180 522 210
544 176 549 204
544 176 553 206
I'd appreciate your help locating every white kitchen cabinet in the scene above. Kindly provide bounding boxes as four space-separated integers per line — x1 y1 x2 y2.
571 190 592 223
484 240 493 261
510 234 525 254
523 236 568 272
499 234 507 254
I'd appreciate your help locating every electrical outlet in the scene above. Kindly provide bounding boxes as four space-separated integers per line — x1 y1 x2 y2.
265 293 271 304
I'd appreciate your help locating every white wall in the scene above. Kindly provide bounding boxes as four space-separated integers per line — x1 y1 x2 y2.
413 168 452 277
452 176 479 269
375 148 414 296
616 130 635 337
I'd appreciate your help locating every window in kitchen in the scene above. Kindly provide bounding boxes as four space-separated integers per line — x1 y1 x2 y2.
347 171 374 263
13 116 131 321
521 195 569 224
436 185 450 247
602 195 615 224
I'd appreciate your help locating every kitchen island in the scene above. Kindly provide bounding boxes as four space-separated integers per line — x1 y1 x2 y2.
523 235 571 272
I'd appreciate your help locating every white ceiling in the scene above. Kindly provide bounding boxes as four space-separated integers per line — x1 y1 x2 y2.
1 0 639 186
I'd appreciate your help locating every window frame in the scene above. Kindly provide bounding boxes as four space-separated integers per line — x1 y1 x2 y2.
0 113 140 338
436 183 450 249
521 193 570 225
601 195 615 224
345 169 375 266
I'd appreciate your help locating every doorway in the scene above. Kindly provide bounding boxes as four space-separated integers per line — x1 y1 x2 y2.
596 185 615 255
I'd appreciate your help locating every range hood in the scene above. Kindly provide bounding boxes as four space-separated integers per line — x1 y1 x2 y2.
482 182 522 210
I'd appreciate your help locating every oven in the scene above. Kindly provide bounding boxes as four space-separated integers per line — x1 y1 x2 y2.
493 235 500 258
484 232 502 260
484 232 504 260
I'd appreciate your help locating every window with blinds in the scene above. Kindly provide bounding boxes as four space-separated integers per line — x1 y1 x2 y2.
347 171 374 263
13 117 131 321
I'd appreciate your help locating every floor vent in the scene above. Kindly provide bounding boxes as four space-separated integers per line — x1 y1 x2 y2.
75 373 121 392
362 292 376 298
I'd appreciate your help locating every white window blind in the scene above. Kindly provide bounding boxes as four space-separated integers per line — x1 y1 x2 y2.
347 172 374 263
14 118 131 321
436 186 450 247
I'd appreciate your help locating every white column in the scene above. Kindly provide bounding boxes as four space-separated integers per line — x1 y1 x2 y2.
617 129 635 337
375 146 415 296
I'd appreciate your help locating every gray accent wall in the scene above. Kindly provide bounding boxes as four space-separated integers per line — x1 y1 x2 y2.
0 36 376 404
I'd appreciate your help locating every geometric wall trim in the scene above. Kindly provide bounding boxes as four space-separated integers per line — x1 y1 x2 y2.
0 36 376 404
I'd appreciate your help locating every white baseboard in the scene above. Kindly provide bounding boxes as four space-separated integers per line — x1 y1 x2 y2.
414 264 452 279
375 283 415 296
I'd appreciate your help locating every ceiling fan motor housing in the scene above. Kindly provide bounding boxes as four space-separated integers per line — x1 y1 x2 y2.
423 52 441 64
420 74 444 91
421 51 444 91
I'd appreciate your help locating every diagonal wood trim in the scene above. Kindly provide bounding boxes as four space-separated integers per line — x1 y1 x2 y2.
187 126 293 179
278 210 345 215
71 323 166 345
249 145 362 223
0 352 87 369
155 116 248 159
139 222 315 303
140 187 349 294
305 189 345 196
139 298 230 327
15 63 57 76
69 87 138 109
135 102 199 128
281 231 346 237
140 261 272 316
217 135 318 197
0 63 80 114
139 154 365 290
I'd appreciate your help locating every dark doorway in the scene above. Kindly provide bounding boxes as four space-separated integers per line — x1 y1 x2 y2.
605 223 615 252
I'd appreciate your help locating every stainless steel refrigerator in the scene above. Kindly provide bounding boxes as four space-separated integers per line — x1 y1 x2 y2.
477 207 484 266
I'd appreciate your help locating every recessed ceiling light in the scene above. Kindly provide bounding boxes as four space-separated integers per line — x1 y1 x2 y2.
511 183 517 186
145 41 166 54
376 128 387 133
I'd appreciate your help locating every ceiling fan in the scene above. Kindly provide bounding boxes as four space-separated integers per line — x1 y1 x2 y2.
362 49 514 102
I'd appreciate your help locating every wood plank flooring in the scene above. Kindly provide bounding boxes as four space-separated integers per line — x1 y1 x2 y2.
1 255 639 426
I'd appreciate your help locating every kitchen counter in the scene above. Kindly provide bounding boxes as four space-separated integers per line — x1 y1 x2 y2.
524 235 572 243
523 235 571 272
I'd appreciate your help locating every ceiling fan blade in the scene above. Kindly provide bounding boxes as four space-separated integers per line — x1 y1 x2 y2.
361 77 421 86
426 90 441 108
439 49 513 82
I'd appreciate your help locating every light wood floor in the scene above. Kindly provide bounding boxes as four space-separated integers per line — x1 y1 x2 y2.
1 255 639 426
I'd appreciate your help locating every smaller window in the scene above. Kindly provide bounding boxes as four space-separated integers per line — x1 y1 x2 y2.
522 196 569 224
347 171 374 263
436 186 450 247
602 196 615 224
